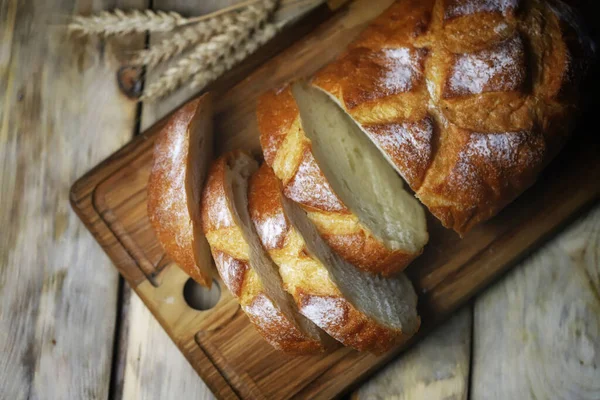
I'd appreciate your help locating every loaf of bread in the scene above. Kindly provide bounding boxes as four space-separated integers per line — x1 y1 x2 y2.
149 0 591 354
201 151 332 353
258 83 429 276
311 0 591 234
147 94 215 287
249 164 420 353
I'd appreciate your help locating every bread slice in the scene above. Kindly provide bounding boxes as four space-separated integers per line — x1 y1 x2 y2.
257 83 428 276
201 151 332 353
147 94 215 287
249 164 420 353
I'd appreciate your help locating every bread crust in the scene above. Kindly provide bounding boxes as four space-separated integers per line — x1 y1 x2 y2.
147 94 214 287
311 0 588 235
249 164 419 353
201 151 330 354
257 86 422 276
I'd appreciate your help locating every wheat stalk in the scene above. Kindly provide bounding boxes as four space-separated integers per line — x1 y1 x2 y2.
141 0 277 100
130 13 237 67
68 9 190 36
130 0 316 68
67 0 268 37
189 23 280 91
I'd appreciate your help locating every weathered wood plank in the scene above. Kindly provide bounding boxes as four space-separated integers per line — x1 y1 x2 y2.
353 307 472 400
0 0 146 398
122 290 217 400
471 205 600 400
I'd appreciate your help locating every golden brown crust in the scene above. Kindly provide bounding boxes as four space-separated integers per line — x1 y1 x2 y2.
244 293 330 354
311 0 587 235
248 165 419 353
147 95 214 287
211 250 248 298
201 151 329 354
256 87 300 167
296 292 415 354
258 85 422 276
247 163 293 251
310 219 419 277
361 117 434 189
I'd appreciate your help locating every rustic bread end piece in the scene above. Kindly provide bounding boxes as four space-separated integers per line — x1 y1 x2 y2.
257 83 428 276
201 151 332 354
249 164 420 353
148 94 215 287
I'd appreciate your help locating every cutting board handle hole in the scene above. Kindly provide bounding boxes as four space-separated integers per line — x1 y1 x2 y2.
183 279 221 311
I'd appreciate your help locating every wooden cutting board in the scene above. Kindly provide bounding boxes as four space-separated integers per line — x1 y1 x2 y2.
70 1 599 399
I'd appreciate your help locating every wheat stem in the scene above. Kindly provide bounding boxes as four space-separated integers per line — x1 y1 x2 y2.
130 13 237 67
131 0 318 67
68 0 267 37
68 0 316 38
189 23 280 91
141 0 277 100
68 9 189 36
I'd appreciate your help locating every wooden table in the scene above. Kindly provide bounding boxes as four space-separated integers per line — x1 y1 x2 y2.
1 0 599 399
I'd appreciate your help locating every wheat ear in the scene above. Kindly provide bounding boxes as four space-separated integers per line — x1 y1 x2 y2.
130 0 315 68
67 0 267 37
68 9 188 36
130 13 237 67
189 23 280 91
141 0 277 100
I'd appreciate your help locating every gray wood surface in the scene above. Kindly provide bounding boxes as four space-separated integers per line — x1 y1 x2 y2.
122 293 215 399
0 0 146 398
471 206 600 400
354 308 472 400
1 0 599 399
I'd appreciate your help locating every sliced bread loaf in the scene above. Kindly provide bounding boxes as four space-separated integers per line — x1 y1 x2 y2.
249 164 420 353
258 83 428 276
201 151 332 353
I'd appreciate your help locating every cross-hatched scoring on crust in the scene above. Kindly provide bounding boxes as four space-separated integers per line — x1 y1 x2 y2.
212 250 249 298
283 149 347 212
439 129 546 203
307 0 576 235
253 209 288 251
205 226 249 261
444 35 526 97
364 117 435 189
205 224 251 298
337 47 428 109
306 210 362 236
272 118 307 184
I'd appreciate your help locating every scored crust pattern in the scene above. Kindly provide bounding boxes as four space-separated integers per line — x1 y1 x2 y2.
312 0 585 234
